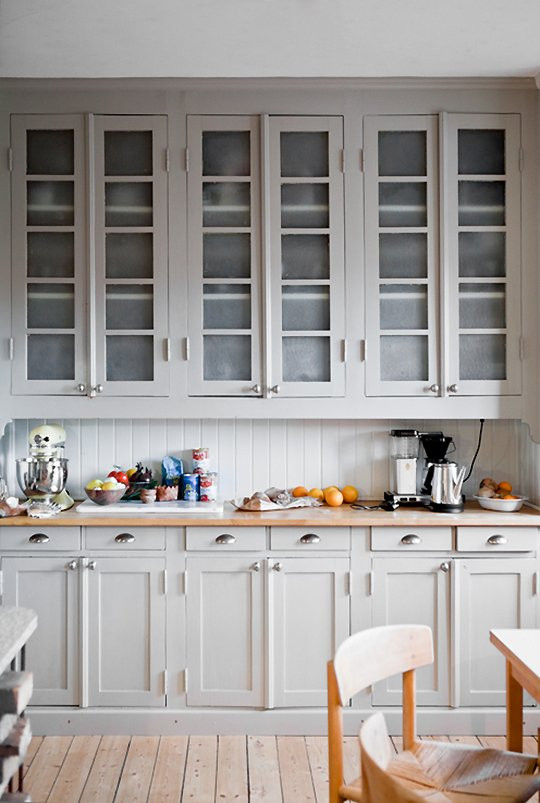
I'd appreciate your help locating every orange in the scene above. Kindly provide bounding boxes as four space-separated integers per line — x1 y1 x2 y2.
497 481 512 493
341 485 359 503
292 485 309 497
502 494 518 500
325 489 343 507
323 485 339 494
308 488 324 500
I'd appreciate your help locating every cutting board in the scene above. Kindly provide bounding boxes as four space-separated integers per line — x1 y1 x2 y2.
76 499 223 514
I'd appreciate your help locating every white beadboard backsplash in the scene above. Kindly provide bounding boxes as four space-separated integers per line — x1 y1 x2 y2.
0 418 530 503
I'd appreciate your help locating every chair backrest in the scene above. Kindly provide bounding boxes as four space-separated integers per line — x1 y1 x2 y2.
333 624 434 704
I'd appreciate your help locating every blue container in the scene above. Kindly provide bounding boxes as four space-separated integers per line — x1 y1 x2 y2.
182 473 200 501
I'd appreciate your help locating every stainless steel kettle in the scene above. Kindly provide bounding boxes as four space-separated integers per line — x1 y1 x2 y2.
429 462 466 512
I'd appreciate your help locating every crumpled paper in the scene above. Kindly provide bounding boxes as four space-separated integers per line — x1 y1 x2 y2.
229 487 323 511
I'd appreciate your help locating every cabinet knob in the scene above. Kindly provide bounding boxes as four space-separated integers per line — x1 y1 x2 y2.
215 533 236 545
115 533 135 544
29 533 50 544
425 384 439 394
447 384 459 394
300 533 320 544
250 384 262 394
66 560 78 571
88 560 97 570
401 533 421 545
273 562 283 572
76 383 86 394
487 534 507 545
440 562 450 573
270 385 281 395
94 385 104 394
252 561 261 572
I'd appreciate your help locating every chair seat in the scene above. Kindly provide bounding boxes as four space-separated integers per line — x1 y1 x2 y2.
340 740 540 802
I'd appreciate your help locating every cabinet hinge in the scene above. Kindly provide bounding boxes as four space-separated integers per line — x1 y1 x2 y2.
341 338 347 363
184 337 190 361
184 570 188 594
184 147 190 173
360 339 367 362
7 147 12 172
0 570 3 604
368 570 374 596
347 571 352 596
162 569 168 595
165 148 170 173
8 338 14 361
534 571 539 596
164 338 171 362
359 147 364 173
518 147 524 172
339 149 345 174
519 336 525 361
184 667 188 692
163 669 168 695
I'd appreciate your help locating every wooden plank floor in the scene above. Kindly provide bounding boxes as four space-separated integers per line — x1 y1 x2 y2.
21 734 539 803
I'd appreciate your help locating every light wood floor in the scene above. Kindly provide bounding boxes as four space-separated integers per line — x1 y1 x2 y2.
21 733 539 803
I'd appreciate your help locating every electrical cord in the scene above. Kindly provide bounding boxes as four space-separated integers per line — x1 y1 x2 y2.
464 418 485 483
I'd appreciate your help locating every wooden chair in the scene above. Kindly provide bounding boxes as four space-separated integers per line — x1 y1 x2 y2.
328 625 540 803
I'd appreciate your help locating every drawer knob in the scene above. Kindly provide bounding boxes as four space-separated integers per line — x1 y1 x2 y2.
300 533 320 544
215 533 236 545
487 534 507 545
29 533 50 544
66 560 78 571
401 533 421 545
115 533 135 544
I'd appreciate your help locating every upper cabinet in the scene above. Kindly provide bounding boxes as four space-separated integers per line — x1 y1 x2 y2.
11 113 169 397
364 113 522 398
186 114 345 398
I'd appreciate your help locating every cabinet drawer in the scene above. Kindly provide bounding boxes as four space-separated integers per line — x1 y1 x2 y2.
270 527 350 551
371 526 452 551
456 527 537 552
84 527 166 550
0 526 80 551
186 526 266 551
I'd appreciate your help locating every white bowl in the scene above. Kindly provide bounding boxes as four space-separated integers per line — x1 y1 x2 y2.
474 495 527 512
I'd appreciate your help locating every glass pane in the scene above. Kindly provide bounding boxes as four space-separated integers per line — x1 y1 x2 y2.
281 184 329 228
379 183 426 227
380 284 427 330
27 334 74 380
282 336 330 382
27 283 74 329
27 232 74 278
458 181 505 226
106 233 153 279
105 183 153 227
107 335 153 381
203 335 251 381
460 334 506 380
380 335 428 381
104 131 153 176
27 130 74 175
459 283 506 329
202 183 250 227
459 232 505 278
106 285 154 330
203 284 251 329
27 181 74 226
203 131 250 176
203 233 250 279
378 131 426 176
379 233 427 279
282 234 329 279
282 286 330 331
458 130 505 175
280 132 329 177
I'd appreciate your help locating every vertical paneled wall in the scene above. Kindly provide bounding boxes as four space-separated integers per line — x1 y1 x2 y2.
1 418 527 502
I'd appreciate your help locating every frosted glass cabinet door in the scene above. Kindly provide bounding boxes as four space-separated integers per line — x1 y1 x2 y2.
11 115 87 395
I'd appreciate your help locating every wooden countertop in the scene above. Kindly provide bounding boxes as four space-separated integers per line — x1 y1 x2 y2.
1 501 539 527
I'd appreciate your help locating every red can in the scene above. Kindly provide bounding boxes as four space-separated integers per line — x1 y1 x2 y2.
199 472 218 502
192 447 210 474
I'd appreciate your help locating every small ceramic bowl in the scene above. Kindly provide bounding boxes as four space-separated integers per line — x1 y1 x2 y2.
85 485 127 506
474 494 527 512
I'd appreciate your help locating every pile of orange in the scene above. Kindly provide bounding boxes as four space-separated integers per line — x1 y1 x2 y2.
292 484 359 506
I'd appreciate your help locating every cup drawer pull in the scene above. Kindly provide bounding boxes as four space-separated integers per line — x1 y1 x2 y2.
29 533 50 544
215 533 236 545
487 534 507 545
300 533 320 544
401 533 421 545
115 533 135 544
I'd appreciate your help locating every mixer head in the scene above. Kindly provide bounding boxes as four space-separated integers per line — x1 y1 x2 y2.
28 424 66 457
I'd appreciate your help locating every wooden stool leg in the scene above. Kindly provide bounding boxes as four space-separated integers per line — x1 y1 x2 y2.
506 660 523 752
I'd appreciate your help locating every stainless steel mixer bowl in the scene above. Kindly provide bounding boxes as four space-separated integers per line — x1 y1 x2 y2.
16 457 68 500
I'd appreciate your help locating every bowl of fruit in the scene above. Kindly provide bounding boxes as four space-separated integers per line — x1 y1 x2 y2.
122 463 156 500
474 478 527 511
85 473 128 506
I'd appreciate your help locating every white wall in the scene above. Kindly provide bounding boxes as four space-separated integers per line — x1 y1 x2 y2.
1 418 526 503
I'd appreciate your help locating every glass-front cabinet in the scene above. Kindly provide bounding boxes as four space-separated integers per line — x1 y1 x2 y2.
11 114 169 397
187 114 345 397
364 112 521 397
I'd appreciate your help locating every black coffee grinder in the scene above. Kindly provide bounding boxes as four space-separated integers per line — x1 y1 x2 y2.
419 432 456 495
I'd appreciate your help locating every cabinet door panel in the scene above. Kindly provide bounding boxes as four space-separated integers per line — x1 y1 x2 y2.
371 557 450 706
457 559 536 706
2 556 79 705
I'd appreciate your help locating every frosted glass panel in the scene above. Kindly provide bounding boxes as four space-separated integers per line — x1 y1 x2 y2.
106 285 154 330
203 131 250 176
379 233 427 279
104 131 153 176
27 182 74 225
378 131 426 176
380 284 428 330
27 232 74 278
459 232 505 278
27 130 74 175
458 182 505 226
203 183 250 227
459 283 505 329
106 233 153 279
280 132 329 177
105 183 153 227
203 284 251 329
282 286 330 331
282 234 329 279
460 334 506 380
203 233 250 279
27 283 74 329
107 335 154 381
379 183 426 227
203 335 251 381
380 335 428 381
27 334 74 380
281 184 329 228
458 130 505 175
283 336 330 382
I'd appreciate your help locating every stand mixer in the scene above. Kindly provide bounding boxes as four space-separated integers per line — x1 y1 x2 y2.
16 424 74 516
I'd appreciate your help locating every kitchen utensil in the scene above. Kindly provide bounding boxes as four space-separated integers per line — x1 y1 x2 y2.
430 462 466 512
85 485 127 505
16 456 68 515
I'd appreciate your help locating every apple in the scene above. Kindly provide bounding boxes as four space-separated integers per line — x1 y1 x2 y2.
86 479 103 490
101 480 119 491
